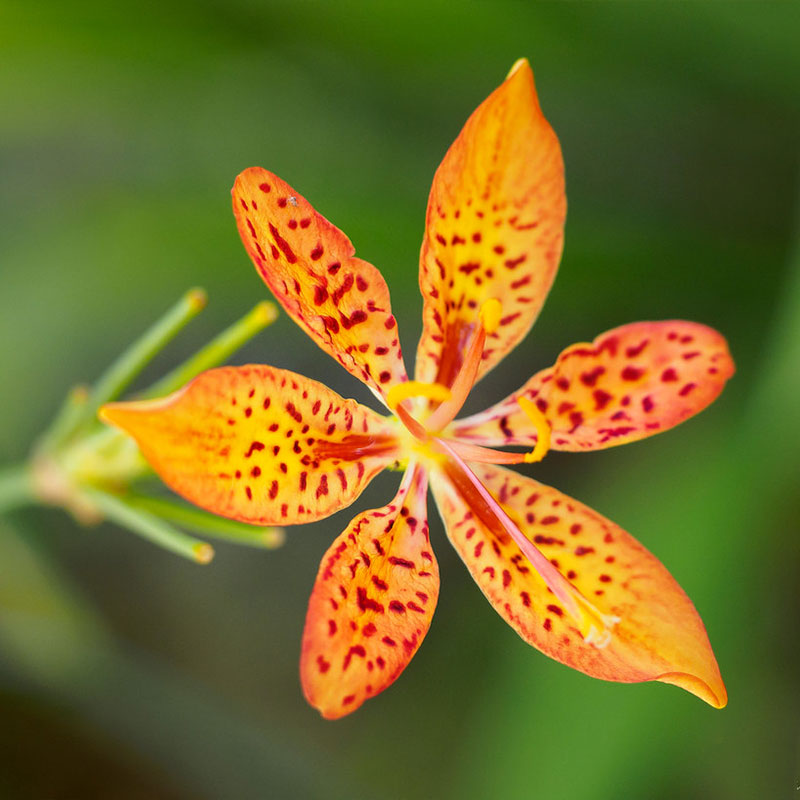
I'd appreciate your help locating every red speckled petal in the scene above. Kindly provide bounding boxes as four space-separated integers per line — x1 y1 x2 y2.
301 465 438 719
430 462 726 707
233 168 407 403
100 366 400 525
415 59 566 390
451 321 734 451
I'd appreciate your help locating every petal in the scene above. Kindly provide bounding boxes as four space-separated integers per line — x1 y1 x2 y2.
430 462 726 707
300 464 438 719
451 321 735 451
233 168 407 403
415 59 566 390
100 365 400 525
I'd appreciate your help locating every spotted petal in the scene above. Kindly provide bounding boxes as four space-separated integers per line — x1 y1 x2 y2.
451 321 734 451
301 465 438 719
430 461 726 707
100 366 400 525
415 59 566 390
233 168 407 403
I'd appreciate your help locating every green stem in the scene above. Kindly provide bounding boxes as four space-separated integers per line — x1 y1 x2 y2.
83 488 214 564
36 384 91 453
143 301 278 399
87 288 207 417
126 494 284 548
0 464 35 513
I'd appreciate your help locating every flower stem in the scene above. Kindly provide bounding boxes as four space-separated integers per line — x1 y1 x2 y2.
0 464 35 513
87 288 207 418
125 494 285 549
142 301 278 399
36 384 90 453
83 487 214 564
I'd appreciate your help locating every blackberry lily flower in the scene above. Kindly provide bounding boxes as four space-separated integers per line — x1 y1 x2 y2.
100 59 734 718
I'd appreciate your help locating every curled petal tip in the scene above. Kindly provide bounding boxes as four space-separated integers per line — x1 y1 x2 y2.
658 671 728 709
506 57 530 80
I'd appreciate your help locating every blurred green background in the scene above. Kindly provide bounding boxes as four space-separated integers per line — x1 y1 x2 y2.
1 1 799 798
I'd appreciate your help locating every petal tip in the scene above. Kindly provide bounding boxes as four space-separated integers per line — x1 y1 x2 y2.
506 57 531 80
658 670 728 709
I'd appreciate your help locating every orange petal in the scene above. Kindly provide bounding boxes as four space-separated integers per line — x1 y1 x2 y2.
415 58 566 391
430 462 726 707
451 321 735 451
233 168 407 403
100 366 400 525
300 465 438 719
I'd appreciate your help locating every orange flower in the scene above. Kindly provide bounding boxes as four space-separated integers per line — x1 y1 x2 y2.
100 59 734 718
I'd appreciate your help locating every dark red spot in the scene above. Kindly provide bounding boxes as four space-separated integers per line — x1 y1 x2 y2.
625 339 649 358
543 619 552 631
621 366 643 381
593 390 613 410
661 368 678 382
268 481 278 499
268 223 297 263
343 645 366 671
251 466 261 477
356 587 384 613
258 182 271 193
379 370 391 383
540 515 559 526
388 557 414 569
382 636 396 647
580 366 605 387
313 285 328 305
575 546 595 556
504 254 527 269
642 396 655 413
599 574 612 583
547 604 563 616
316 475 329 499
679 382 697 396
245 441 265 457
389 601 406 614
310 244 324 260
316 655 330 673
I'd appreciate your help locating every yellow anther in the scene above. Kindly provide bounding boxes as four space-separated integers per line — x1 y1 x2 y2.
479 298 503 335
386 380 451 411
516 395 551 463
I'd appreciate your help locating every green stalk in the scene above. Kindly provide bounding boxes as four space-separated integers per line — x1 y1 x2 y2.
0 464 35 513
126 494 284 548
83 487 214 564
142 301 278 399
86 288 207 417
36 384 90 452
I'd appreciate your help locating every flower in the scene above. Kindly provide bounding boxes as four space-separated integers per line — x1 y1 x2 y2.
100 59 734 719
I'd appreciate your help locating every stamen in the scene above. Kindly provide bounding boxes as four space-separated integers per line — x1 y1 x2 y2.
447 440 529 464
436 437 620 649
386 380 451 411
479 297 502 334
425 298 501 432
516 396 551 463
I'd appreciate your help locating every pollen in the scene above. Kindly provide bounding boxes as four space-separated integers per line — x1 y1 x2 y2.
386 380 451 411
479 298 503 334
516 396 551 463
